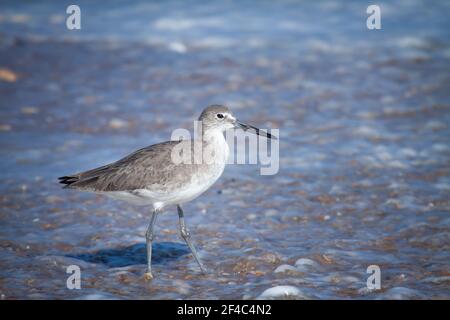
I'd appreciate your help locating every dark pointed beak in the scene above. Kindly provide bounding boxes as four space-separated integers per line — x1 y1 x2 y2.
235 120 277 140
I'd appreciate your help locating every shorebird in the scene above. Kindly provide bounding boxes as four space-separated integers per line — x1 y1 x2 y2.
59 105 276 279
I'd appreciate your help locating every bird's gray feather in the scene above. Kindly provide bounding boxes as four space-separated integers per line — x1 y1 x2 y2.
59 140 210 193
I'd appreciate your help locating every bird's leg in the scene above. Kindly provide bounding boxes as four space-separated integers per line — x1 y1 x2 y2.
144 209 159 280
177 204 207 274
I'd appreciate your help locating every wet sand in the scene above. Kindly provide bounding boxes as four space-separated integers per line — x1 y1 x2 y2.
0 0 449 299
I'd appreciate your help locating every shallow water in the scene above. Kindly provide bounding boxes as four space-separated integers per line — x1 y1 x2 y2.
0 0 449 299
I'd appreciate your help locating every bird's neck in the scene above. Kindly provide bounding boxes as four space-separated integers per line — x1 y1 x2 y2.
197 128 229 164
201 128 224 141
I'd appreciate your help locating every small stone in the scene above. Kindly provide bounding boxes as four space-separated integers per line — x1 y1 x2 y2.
0 68 18 82
21 106 39 115
262 253 280 264
295 258 319 268
274 264 298 273
257 285 309 300
320 254 334 264
108 118 128 129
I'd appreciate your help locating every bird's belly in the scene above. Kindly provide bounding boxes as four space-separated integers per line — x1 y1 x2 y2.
103 163 225 208
160 163 225 205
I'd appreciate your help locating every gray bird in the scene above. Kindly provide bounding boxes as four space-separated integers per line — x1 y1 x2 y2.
59 105 276 279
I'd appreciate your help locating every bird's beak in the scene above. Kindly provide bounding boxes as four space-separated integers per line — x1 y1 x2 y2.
235 120 277 140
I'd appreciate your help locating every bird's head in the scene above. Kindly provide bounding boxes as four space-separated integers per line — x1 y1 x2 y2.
198 105 276 139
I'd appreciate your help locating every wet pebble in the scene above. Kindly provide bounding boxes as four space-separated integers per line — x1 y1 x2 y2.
108 118 128 129
257 285 310 300
274 264 298 273
0 68 18 82
295 258 319 272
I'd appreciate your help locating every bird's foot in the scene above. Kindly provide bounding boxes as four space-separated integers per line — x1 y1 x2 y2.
144 271 154 281
199 265 209 275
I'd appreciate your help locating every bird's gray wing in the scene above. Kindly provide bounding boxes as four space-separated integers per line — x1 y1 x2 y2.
58 140 193 192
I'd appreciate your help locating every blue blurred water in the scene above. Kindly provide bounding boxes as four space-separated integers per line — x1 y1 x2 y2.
0 0 449 299
1 1 449 48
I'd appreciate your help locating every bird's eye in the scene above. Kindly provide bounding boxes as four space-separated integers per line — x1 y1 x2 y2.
216 113 224 119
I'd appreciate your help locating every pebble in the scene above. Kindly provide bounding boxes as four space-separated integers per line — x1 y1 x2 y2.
274 264 298 273
295 258 319 268
0 68 18 82
21 107 39 115
257 285 309 300
108 118 128 129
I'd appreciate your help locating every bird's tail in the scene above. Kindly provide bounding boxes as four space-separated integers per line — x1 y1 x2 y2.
58 175 80 188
